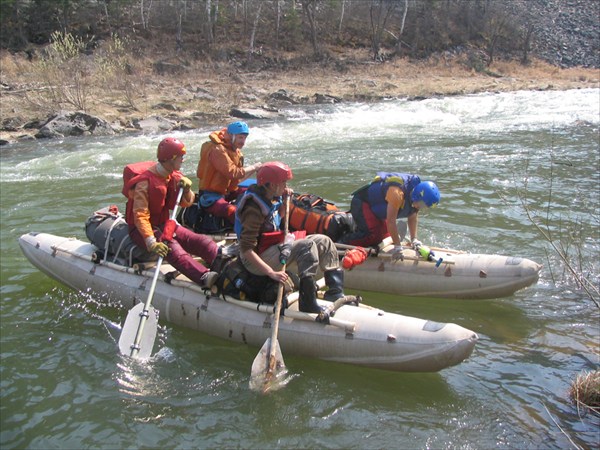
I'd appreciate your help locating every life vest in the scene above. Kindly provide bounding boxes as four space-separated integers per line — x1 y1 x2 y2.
362 172 421 220
289 193 338 236
234 188 282 253
122 161 182 230
197 129 244 195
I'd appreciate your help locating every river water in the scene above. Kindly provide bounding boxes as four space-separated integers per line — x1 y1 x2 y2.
1 89 599 449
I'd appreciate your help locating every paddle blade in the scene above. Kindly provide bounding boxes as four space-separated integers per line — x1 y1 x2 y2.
249 338 287 393
118 303 159 359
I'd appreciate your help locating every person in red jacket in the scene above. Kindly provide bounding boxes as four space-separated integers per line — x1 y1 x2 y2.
196 121 262 224
125 137 219 288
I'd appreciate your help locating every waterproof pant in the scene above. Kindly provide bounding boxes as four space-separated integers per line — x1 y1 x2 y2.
201 187 247 225
130 225 218 285
340 196 389 247
241 234 340 279
205 197 237 224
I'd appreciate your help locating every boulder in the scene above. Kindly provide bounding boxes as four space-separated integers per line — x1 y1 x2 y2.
133 116 178 133
35 112 116 139
314 93 342 104
229 107 281 120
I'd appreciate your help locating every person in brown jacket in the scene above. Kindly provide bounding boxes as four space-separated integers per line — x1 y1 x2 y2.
234 161 345 316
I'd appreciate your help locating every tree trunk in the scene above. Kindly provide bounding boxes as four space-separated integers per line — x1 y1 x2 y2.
395 0 409 53
521 24 534 65
370 0 394 61
205 0 214 44
248 0 264 64
276 0 282 49
302 0 320 57
338 0 346 38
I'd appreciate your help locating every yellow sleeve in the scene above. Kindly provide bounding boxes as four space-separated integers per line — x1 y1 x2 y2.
131 180 155 249
385 185 404 211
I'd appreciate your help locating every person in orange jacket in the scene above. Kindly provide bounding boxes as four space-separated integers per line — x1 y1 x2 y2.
196 121 262 225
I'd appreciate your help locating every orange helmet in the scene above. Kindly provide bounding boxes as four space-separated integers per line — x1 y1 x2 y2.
257 161 293 185
157 137 186 162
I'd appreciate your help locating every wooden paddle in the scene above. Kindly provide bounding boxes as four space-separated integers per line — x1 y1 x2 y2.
118 187 184 359
250 194 290 393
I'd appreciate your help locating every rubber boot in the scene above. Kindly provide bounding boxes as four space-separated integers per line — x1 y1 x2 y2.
323 268 345 301
299 277 322 314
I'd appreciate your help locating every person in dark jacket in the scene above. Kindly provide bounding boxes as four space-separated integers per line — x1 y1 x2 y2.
340 172 440 255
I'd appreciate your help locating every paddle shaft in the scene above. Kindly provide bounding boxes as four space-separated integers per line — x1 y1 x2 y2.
264 195 290 381
128 187 184 358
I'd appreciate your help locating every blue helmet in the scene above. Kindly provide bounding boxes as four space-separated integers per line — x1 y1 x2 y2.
411 181 440 208
227 121 250 135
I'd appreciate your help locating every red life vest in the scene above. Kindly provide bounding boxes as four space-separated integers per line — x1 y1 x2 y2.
122 161 182 230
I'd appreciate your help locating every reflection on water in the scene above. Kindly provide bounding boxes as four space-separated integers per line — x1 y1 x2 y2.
1 89 599 449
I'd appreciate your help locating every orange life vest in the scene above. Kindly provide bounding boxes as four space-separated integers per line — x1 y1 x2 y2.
289 193 339 236
197 129 244 195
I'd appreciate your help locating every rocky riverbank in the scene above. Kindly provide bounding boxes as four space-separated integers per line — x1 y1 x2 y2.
1 0 598 146
1 52 598 146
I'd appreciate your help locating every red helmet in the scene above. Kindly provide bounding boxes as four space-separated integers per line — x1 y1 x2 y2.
257 161 293 185
157 137 186 162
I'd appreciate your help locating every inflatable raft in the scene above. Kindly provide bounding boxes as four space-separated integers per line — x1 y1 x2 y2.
179 188 542 300
18 232 477 373
341 239 542 299
205 234 542 300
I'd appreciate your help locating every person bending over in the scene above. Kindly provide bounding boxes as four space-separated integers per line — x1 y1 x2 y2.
340 172 440 254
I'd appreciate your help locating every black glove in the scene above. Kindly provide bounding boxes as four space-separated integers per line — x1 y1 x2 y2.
278 242 292 265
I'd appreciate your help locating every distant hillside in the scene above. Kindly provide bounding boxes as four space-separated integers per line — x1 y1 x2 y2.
502 0 599 68
1 0 597 69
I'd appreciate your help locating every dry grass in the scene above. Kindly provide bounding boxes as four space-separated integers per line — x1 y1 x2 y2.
1 46 598 142
569 370 600 416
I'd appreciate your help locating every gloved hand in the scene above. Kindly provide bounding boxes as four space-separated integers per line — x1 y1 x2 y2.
278 242 292 265
391 245 404 261
149 242 170 258
411 239 422 249
179 176 192 192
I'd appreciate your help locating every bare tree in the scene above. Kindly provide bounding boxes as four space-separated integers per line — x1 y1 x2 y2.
502 155 600 308
248 0 264 63
204 0 214 44
521 23 535 65
395 0 409 53
140 0 153 30
338 0 347 38
302 0 320 57
370 0 395 60
176 0 186 52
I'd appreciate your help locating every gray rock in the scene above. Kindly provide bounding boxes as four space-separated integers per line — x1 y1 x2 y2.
229 107 281 120
35 111 116 139
314 93 342 104
152 102 179 111
133 116 178 133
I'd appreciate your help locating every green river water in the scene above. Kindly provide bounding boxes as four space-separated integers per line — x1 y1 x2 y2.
1 89 598 449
